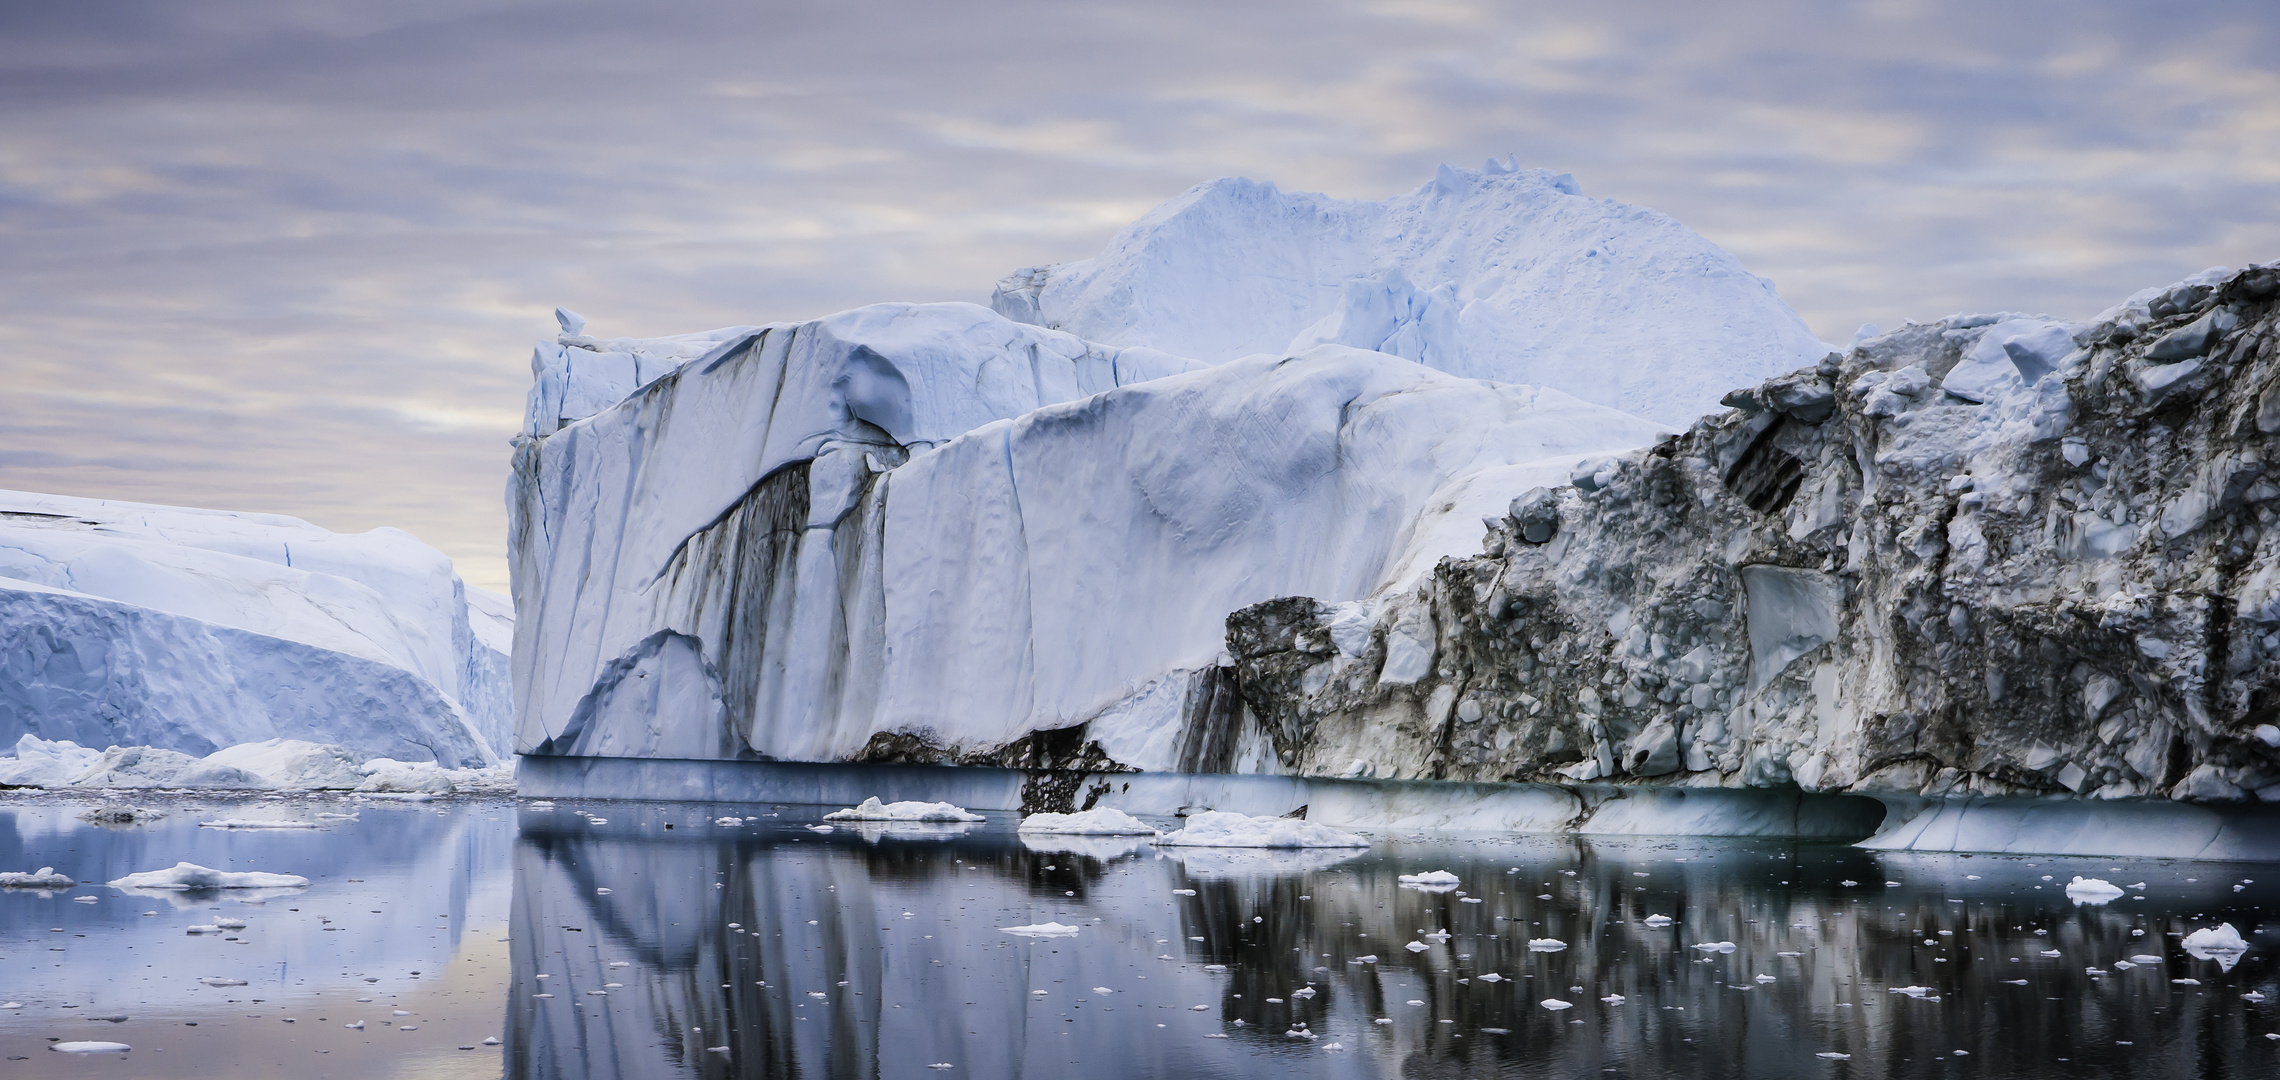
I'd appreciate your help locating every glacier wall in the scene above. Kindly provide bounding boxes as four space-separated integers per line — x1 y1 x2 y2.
1223 265 2280 823
991 163 1831 427
0 489 510 765
508 300 1663 769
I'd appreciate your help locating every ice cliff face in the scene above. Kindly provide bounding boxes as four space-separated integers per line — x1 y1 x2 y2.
0 491 510 766
991 162 1831 426
1225 265 2280 806
508 300 1662 767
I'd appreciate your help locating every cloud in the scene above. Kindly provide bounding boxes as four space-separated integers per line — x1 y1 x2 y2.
0 0 2274 591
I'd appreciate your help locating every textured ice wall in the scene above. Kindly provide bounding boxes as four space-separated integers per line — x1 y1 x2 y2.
507 303 1661 769
0 490 511 764
1226 264 2280 814
993 164 1831 426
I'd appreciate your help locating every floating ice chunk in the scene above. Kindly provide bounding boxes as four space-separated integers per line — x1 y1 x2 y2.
1 1002 20 1008
1284 1027 1316 1039
2065 876 2125 904
1691 942 1738 953
1754 974 1777 984
2184 923 2248 956
1528 938 1568 952
1321 1042 1344 1051
1602 994 1625 1005
927 1064 954 1070
51 1042 131 1053
1018 807 1155 834
2039 950 2062 957
1397 870 1461 890
2175 978 2203 985
213 918 247 929
1477 973 1503 982
199 819 323 830
1642 915 1674 927
805 824 831 833
1292 987 1316 999
0 866 74 887
1152 811 1367 848
315 812 358 820
1540 999 1573 1011
1405 941 1431 953
1353 955 1376 964
107 862 310 890
1173 889 1197 896
824 797 984 823
1841 880 1858 887
1889 986 1939 999
1002 922 1084 937
1817 1052 1852 1060
198 977 247 987
72 895 96 903
715 817 743 826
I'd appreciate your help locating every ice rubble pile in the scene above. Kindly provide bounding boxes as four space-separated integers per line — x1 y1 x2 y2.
0 734 503 793
1227 263 2280 804
993 162 1828 426
510 165 1805 772
0 490 513 766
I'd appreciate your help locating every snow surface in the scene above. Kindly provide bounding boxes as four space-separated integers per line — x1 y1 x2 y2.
511 300 1661 767
0 489 512 764
993 165 1830 426
1017 807 1158 835
107 862 311 889
821 797 985 822
1151 810 1369 849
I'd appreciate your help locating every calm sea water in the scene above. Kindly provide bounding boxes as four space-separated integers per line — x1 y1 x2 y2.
6 792 2280 1078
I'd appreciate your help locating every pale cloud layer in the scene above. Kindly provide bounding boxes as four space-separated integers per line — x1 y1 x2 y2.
3 0 2274 591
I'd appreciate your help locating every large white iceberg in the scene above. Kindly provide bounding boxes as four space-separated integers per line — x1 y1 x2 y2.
992 164 1831 426
0 490 511 766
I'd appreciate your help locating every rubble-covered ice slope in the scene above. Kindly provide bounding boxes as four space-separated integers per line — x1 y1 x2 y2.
509 299 1663 768
992 162 1831 426
0 491 510 766
1226 265 2280 819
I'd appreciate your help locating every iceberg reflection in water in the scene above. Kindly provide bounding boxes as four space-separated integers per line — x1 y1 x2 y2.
509 803 2280 1080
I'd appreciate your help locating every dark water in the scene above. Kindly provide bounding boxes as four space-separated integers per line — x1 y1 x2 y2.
8 794 2280 1078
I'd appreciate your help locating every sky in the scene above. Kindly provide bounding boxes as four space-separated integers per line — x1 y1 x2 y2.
2 0 2275 593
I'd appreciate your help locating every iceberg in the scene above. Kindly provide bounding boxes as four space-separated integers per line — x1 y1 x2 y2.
992 165 1830 426
2064 876 2125 904
1397 869 1461 890
0 489 512 766
0 866 75 887
823 797 985 822
1151 810 1368 848
107 862 311 890
1017 807 1158 835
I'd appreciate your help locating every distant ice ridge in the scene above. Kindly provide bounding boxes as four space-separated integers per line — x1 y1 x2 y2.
0 489 512 765
510 299 1659 768
993 163 1831 426
0 734 507 793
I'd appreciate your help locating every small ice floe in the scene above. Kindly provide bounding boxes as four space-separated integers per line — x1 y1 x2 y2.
1002 922 1083 937
825 798 984 823
1018 807 1156 835
79 805 167 826
2130 954 2163 964
927 1065 954 1071
1 1002 20 1009
2174 978 2203 986
198 819 322 830
1642 914 1674 927
596 888 612 895
2184 923 2249 969
586 817 608 824
1292 987 1316 999
2003 979 2028 986
50 1042 131 1053
1528 938 1568 952
198 977 246 987
1204 964 1228 972
315 812 358 820
2065 877 2125 905
0 866 75 888
1284 1026 1316 1039
806 824 832 833
1424 930 1451 942
1778 951 1803 957
2244 991 2267 1003
1816 1052 1852 1060
1754 974 1777 984
1398 870 1461 891
1540 999 1573 1011
1374 1018 1394 1025
72 895 98 903
2039 950 2063 958
1405 941 1431 953
1353 955 1377 964
715 817 743 827
2114 960 2137 970
1477 973 1504 983
1840 880 1858 887
346 1020 365 1029
1152 811 1368 849
2086 967 2108 976
1691 942 1738 953
1321 1042 1344 1051
484 1037 501 1046
1889 986 1940 1000
108 862 310 891
2126 882 2147 890
186 924 221 934
1460 896 1483 903
1601 994 1625 1005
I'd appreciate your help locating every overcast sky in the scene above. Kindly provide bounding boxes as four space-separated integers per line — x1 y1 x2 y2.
3 0 2275 592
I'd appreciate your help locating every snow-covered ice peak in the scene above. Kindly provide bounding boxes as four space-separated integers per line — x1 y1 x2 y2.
993 165 1831 425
